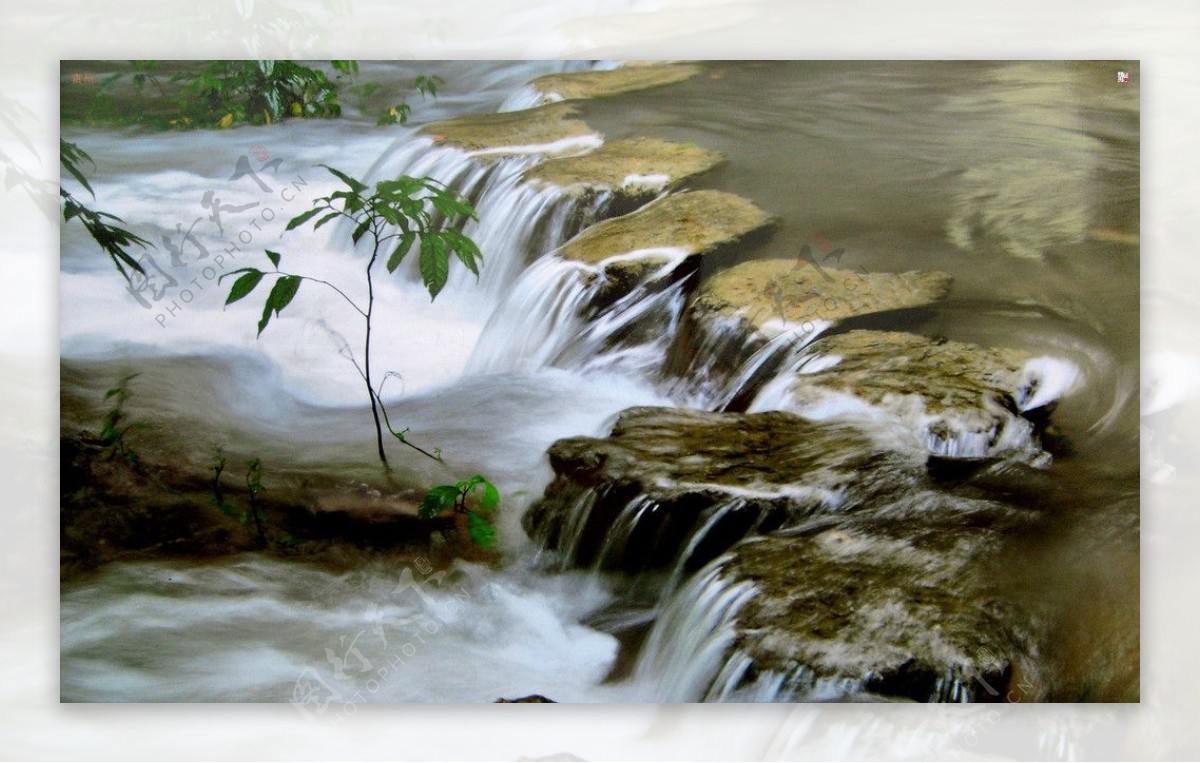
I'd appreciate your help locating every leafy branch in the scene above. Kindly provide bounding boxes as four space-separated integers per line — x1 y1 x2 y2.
418 474 500 548
60 139 151 282
219 165 482 469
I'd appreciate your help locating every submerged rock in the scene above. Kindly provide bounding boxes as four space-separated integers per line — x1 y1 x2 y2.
528 63 702 104
419 102 601 159
750 330 1060 462
522 136 723 208
524 406 920 572
718 502 1044 702
691 259 952 339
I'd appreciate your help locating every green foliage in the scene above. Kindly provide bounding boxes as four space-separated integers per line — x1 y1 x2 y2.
290 163 484 299
99 373 140 467
209 448 237 517
378 75 444 126
418 474 500 548
245 457 268 547
209 449 270 548
220 165 483 469
414 75 444 98
174 60 343 128
69 61 452 132
221 164 481 319
60 140 151 282
377 103 412 126
78 60 355 130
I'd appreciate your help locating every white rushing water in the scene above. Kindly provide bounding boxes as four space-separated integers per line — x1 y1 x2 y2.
60 60 1135 707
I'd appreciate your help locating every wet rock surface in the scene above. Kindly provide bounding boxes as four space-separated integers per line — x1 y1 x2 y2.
528 63 702 104
420 102 600 158
525 406 921 571
723 501 1045 702
522 136 723 205
751 330 1054 462
557 190 775 267
692 259 952 338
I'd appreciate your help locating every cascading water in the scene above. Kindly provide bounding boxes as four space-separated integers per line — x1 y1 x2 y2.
466 249 691 378
350 137 611 305
60 61 1138 714
632 554 758 702
667 315 834 412
748 345 1082 463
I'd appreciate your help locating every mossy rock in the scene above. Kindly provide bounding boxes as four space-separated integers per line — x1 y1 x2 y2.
757 331 1052 462
723 506 1044 702
693 259 952 338
557 190 776 267
528 63 701 104
419 102 600 158
525 406 920 572
522 136 723 200
785 330 1030 415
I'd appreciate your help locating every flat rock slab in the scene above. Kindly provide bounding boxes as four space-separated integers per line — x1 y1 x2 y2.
420 102 600 158
754 330 1049 461
522 136 723 198
557 190 776 267
529 63 701 104
693 258 952 338
525 406 920 571
723 505 1043 702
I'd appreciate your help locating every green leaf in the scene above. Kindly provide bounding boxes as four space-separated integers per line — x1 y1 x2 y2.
60 140 96 197
445 230 483 276
269 275 301 315
351 218 370 244
387 231 415 273
479 480 500 512
415 74 444 99
466 511 496 548
225 270 264 306
313 212 340 230
257 297 273 336
217 266 261 283
418 485 460 520
319 164 367 194
265 250 281 269
419 235 449 300
285 207 321 231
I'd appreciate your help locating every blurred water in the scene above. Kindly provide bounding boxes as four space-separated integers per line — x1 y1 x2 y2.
60 60 1138 704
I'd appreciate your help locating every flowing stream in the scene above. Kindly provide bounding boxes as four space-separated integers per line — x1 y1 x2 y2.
60 61 1139 705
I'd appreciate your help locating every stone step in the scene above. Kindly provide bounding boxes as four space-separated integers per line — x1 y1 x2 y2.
528 62 701 105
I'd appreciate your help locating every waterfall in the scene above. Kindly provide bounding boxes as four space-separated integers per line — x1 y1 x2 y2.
669 316 834 411
445 182 608 303
466 249 691 378
633 554 757 702
464 256 596 374
352 138 610 303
